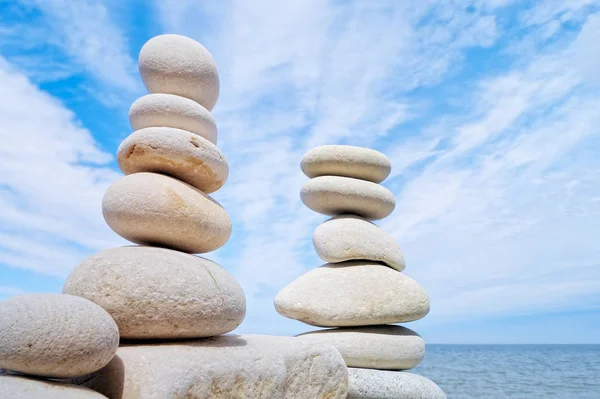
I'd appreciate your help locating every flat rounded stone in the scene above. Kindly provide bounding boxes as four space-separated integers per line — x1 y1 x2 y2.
275 261 429 327
301 145 391 183
117 127 228 194
297 325 424 370
0 375 107 399
348 369 446 399
63 246 246 339
102 172 231 253
301 176 395 220
139 34 219 111
129 93 217 144
313 215 405 271
0 294 119 378
69 335 348 399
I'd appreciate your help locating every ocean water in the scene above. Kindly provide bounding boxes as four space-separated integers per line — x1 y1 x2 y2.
413 345 600 399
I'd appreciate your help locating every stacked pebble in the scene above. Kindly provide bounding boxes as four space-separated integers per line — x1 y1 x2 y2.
275 145 446 399
62 34 246 340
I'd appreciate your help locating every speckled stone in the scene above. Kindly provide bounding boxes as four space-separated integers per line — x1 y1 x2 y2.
129 93 217 144
301 145 391 183
0 294 118 378
348 368 446 399
139 34 220 111
297 325 424 370
301 176 395 220
313 215 405 271
102 172 231 254
275 261 430 327
0 375 107 399
63 246 246 339
117 127 228 194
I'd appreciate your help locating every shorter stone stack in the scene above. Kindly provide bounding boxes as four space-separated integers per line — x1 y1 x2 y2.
275 145 446 399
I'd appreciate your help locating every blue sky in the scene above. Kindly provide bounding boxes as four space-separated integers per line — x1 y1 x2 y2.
1 0 599 344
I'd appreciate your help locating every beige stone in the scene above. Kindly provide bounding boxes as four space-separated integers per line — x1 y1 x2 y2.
0 375 107 399
102 173 231 253
129 93 217 144
297 325 424 370
301 145 391 183
313 215 405 271
301 176 395 220
0 294 118 378
63 246 245 339
275 261 429 327
117 127 228 194
71 335 348 399
348 369 446 399
139 34 219 111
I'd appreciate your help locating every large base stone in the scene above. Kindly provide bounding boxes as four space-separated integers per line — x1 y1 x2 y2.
348 368 446 399
72 335 348 399
0 374 107 398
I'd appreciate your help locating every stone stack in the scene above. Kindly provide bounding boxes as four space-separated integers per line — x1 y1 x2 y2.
275 145 446 399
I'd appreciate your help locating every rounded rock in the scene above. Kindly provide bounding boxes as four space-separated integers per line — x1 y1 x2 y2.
0 375 108 399
297 325 424 370
129 94 217 144
117 127 228 194
275 261 430 327
313 215 405 271
301 145 391 183
0 293 119 378
102 172 231 253
63 246 246 339
139 34 220 111
348 369 446 399
301 176 395 220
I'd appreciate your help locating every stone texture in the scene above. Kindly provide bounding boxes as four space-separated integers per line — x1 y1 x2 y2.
139 34 219 111
301 145 391 183
0 294 119 378
71 335 348 399
102 172 231 253
297 325 424 370
63 246 246 339
0 375 107 399
275 261 429 327
117 127 228 194
313 215 405 271
301 176 395 220
129 93 217 144
348 368 446 399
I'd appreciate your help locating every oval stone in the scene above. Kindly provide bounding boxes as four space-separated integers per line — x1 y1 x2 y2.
297 325 424 370
0 375 108 399
63 246 246 339
313 215 405 271
275 261 429 327
117 127 228 194
139 34 219 111
129 94 217 144
348 369 446 399
0 294 119 378
301 176 395 220
301 145 391 183
102 173 231 254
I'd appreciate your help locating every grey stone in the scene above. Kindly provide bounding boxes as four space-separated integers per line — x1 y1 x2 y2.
63 246 246 339
71 335 348 399
301 176 395 220
117 127 228 194
0 294 118 378
0 375 107 399
348 368 446 399
297 325 424 370
301 145 391 183
275 261 429 327
313 215 405 271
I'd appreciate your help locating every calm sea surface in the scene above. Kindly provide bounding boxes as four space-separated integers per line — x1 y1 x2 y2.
412 345 600 399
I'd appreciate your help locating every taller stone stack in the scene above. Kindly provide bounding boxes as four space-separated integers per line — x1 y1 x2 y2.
275 145 446 399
